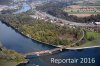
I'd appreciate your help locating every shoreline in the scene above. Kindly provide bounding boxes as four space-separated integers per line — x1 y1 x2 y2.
0 21 100 51
65 46 100 50
0 21 58 48
0 47 28 66
0 19 100 66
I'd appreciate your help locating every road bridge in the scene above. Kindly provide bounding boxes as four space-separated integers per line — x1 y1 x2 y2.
25 47 64 56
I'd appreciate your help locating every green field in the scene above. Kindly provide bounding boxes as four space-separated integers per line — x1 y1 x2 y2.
86 32 100 39
79 32 100 47
78 38 100 47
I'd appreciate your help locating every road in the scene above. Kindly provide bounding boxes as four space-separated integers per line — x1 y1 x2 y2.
29 1 96 27
33 10 95 27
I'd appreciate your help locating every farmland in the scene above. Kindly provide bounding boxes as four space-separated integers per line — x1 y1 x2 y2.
64 5 100 17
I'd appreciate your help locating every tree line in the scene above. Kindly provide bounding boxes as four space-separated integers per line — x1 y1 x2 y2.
0 14 82 46
36 1 100 23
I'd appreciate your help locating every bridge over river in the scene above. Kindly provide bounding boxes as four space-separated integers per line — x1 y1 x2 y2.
25 47 64 56
25 30 85 57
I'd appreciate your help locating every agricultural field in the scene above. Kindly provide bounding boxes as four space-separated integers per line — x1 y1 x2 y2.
64 5 100 17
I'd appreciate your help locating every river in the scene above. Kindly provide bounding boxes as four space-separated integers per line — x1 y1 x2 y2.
14 2 31 14
0 1 100 66
0 21 55 53
25 48 100 66
0 19 100 66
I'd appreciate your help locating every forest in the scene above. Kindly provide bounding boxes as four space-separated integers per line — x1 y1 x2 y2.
0 14 82 46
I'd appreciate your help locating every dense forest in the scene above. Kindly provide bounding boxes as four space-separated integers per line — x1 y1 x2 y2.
36 1 100 23
0 14 82 46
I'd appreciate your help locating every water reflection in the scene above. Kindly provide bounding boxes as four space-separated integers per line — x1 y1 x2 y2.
0 22 55 53
21 47 100 66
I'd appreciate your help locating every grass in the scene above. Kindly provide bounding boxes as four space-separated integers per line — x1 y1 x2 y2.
86 32 100 39
78 38 100 47
75 32 100 48
81 32 100 47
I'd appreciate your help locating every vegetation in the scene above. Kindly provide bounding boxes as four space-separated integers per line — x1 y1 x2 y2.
0 41 26 66
0 9 99 48
36 1 100 23
0 13 100 47
0 14 82 46
86 32 100 41
75 31 100 47
24 9 35 15
0 48 25 62
19 21 82 46
1 9 18 14
0 43 25 66
80 38 100 47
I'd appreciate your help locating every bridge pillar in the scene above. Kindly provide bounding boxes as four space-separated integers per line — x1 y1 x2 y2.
49 51 52 54
37 54 40 56
60 49 62 51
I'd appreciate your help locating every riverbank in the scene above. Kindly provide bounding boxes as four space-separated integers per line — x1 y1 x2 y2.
65 46 100 50
0 47 27 66
1 21 100 51
0 20 100 66
14 28 100 50
0 20 58 48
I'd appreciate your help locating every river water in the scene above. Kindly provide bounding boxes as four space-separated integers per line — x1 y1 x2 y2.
0 1 100 66
25 48 100 66
14 2 31 14
0 22 55 53
0 22 100 66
